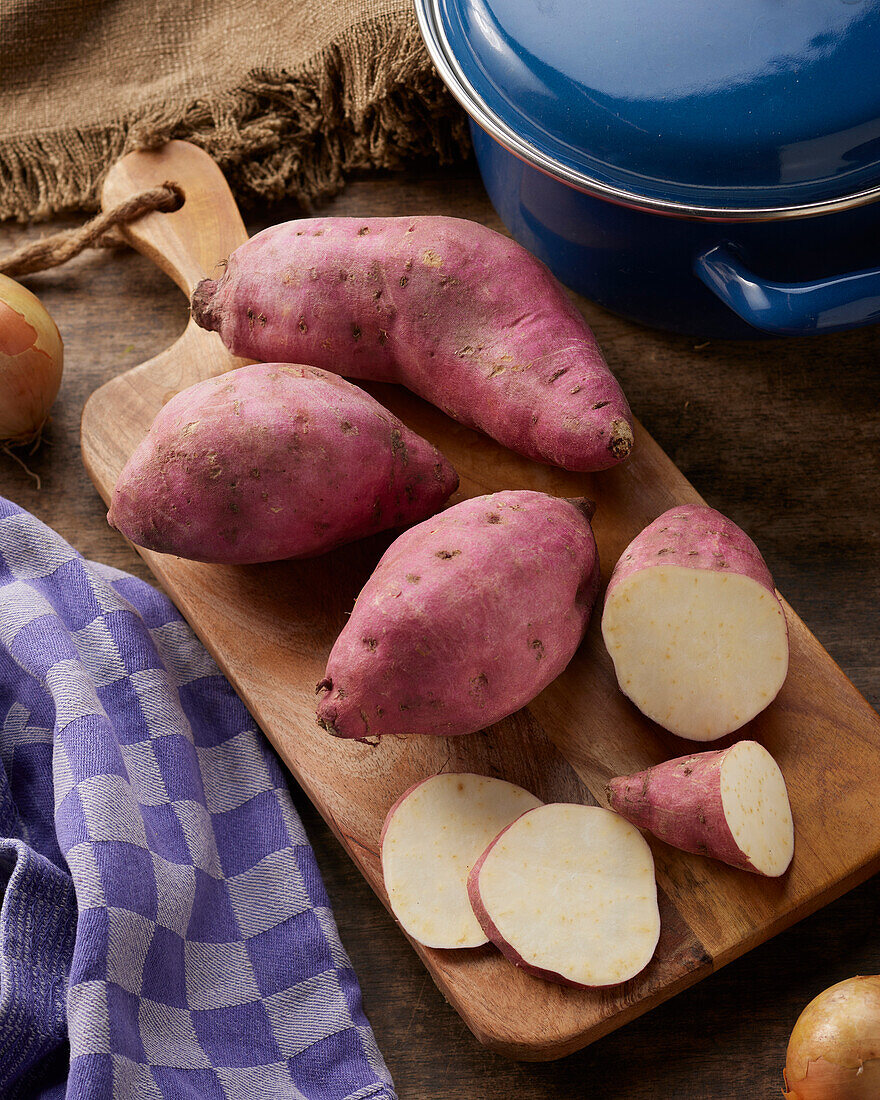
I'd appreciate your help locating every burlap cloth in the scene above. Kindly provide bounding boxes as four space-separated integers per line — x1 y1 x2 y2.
0 0 470 223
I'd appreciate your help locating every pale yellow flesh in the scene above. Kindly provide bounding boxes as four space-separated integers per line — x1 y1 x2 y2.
602 566 789 740
721 740 794 876
477 804 660 986
381 773 542 949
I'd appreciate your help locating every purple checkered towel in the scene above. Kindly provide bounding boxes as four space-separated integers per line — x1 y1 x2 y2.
0 496 396 1100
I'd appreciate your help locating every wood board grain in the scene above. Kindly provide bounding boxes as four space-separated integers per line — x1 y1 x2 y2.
80 141 880 1060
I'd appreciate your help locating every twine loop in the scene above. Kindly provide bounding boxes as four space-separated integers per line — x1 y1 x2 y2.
0 182 185 278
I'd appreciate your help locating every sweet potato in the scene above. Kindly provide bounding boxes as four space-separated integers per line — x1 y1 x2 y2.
316 490 600 738
601 503 789 740
380 773 542 949
191 216 633 472
467 803 661 987
108 362 458 563
605 740 794 876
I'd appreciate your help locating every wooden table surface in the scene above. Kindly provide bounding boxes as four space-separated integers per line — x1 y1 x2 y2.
2 164 878 1098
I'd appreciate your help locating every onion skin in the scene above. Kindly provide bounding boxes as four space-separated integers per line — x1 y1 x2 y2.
784 975 880 1099
0 273 63 446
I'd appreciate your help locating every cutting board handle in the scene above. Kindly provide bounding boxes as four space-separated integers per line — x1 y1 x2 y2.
101 141 249 299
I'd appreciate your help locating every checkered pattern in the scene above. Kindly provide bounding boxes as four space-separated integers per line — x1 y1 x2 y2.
0 498 396 1100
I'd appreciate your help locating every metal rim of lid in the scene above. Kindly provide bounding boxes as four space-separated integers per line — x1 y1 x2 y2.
415 0 880 223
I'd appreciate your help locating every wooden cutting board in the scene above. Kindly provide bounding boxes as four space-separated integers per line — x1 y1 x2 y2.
81 141 880 1061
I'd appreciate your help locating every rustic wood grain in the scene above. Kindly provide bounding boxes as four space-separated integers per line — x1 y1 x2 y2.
2 145 879 1094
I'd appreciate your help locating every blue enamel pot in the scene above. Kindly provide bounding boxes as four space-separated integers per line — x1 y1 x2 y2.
414 0 880 339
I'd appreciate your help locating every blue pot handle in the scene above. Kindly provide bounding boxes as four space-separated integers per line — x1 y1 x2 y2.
694 244 880 336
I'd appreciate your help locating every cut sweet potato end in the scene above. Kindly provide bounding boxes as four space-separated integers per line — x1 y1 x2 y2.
602 565 789 740
721 741 794 876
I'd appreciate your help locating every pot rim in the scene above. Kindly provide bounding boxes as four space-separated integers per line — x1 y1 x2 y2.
415 0 880 223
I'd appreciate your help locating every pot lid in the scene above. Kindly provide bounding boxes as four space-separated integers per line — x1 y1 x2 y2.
419 0 880 215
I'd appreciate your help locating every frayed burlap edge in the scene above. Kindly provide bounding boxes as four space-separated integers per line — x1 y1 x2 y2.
0 10 472 223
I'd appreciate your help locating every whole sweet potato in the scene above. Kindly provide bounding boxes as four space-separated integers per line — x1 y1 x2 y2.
191 217 633 472
108 362 459 564
316 490 600 738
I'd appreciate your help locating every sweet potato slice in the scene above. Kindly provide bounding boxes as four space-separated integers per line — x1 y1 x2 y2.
381 773 542 949
606 740 794 876
601 504 789 740
467 804 660 987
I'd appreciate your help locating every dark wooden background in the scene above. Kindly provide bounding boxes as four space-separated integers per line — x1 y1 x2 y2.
2 163 878 1098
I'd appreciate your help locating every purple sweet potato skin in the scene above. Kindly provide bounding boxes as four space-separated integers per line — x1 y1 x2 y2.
316 490 600 738
191 216 633 472
606 745 759 874
605 503 777 600
107 362 458 564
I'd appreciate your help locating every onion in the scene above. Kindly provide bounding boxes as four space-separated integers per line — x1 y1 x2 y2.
0 273 63 447
784 975 880 1099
